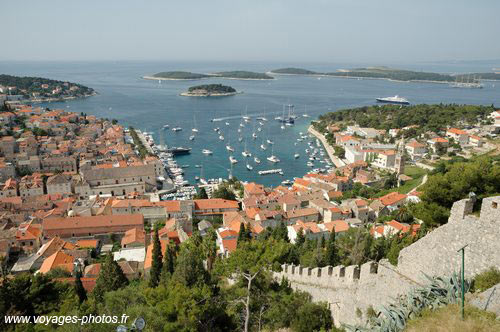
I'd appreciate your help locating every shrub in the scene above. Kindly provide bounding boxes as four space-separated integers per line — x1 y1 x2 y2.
472 267 500 293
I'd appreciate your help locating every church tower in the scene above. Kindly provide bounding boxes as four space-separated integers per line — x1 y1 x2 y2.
395 137 405 185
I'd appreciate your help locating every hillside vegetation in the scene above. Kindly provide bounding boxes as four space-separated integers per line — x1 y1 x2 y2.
404 304 500 332
316 104 495 137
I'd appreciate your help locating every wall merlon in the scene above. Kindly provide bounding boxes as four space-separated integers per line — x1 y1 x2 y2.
360 261 378 280
479 196 500 222
332 265 345 278
449 197 475 222
345 265 360 281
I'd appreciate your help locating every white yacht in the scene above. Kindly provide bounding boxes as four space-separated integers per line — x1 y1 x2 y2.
294 153 300 159
163 124 169 129
252 133 257 139
219 135 224 141
254 157 261 164
225 122 230 126
281 125 285 130
172 127 182 132
242 150 252 157
246 163 253 171
267 155 280 163
239 123 245 128
192 128 198 133
229 156 238 164
266 139 274 145
226 144 234 152
202 149 213 155
189 135 195 141
376 95 410 105
257 127 262 132
260 144 267 150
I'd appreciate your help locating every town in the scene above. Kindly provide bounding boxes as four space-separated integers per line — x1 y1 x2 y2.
0 97 497 286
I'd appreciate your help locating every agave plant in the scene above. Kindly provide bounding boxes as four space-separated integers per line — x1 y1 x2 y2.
345 271 470 332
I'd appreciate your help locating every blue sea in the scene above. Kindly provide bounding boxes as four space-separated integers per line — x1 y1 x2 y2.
1 60 499 186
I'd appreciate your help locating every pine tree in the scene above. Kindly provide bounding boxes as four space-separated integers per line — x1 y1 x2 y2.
93 253 128 301
149 228 163 287
325 230 338 266
74 270 87 304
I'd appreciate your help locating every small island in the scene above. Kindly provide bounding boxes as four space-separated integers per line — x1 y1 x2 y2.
145 71 210 80
180 84 239 97
0 74 96 103
144 70 273 81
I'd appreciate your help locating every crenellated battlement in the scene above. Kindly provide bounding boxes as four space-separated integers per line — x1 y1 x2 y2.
276 261 382 289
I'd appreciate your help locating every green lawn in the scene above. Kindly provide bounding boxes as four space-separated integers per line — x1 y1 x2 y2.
373 166 427 197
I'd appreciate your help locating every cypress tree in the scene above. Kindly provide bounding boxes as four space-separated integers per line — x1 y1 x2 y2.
238 223 251 245
149 228 163 287
93 253 128 301
161 241 176 282
325 230 338 266
74 270 87 304
295 228 306 248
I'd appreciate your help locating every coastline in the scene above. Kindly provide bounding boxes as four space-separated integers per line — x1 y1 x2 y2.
268 72 456 85
307 125 346 168
15 92 97 104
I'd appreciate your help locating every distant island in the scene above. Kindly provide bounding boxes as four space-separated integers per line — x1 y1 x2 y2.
180 84 239 97
146 71 211 80
270 68 318 75
211 71 273 80
0 74 96 103
270 66 500 83
144 70 273 81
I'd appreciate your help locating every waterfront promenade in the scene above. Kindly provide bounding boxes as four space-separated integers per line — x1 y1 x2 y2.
308 126 346 168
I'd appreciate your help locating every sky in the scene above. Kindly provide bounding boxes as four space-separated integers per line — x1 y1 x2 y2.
1 0 499 63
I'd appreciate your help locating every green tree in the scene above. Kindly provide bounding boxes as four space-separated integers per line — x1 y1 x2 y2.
196 187 209 199
149 228 163 287
202 229 217 273
325 231 338 266
290 301 333 332
213 185 237 201
93 253 128 301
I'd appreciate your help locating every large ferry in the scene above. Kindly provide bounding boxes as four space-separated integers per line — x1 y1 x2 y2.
376 95 410 105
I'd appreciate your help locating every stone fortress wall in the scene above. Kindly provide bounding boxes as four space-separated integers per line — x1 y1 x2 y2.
274 196 500 327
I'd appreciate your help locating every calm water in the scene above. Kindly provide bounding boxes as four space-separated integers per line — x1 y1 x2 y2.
1 61 499 186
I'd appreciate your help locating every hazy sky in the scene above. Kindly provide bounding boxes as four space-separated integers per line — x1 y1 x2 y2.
2 0 499 63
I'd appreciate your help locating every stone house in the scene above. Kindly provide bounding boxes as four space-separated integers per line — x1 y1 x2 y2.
46 174 73 195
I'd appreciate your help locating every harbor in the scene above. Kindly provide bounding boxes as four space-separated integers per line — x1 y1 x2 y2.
130 103 337 195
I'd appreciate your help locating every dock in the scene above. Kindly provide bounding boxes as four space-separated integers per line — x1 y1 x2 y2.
308 126 346 168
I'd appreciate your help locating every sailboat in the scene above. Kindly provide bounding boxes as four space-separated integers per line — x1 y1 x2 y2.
246 163 253 171
219 134 224 141
267 146 280 163
302 105 310 118
192 114 198 132
260 136 267 150
254 157 261 164
294 152 300 159
226 135 234 152
229 156 238 164
189 135 195 141
242 140 252 157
